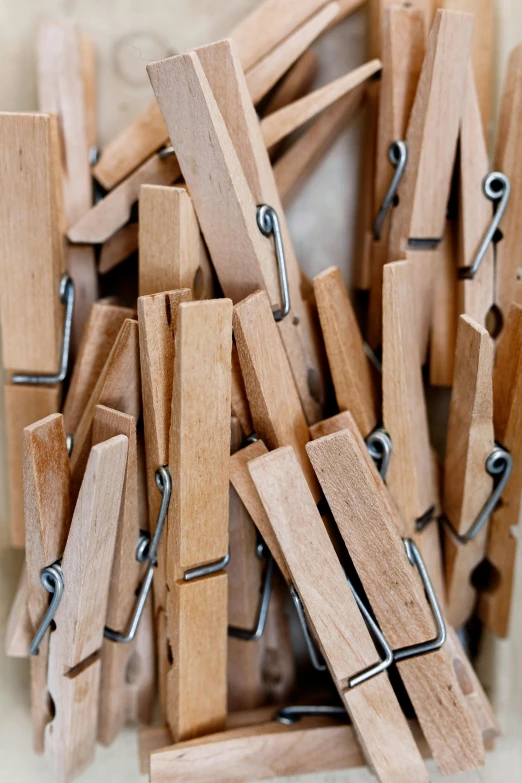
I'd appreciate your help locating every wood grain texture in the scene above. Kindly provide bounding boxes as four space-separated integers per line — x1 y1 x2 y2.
98 223 139 275
45 435 128 782
231 344 253 437
458 66 494 330
368 5 425 348
138 185 214 299
233 291 320 502
230 440 290 582
262 59 380 150
494 45 522 324
249 446 428 783
441 0 494 133
69 151 181 244
195 39 326 423
274 86 366 207
69 319 141 504
93 406 153 745
388 10 474 258
4 386 60 547
0 113 65 374
79 34 97 152
5 565 32 658
313 266 377 435
429 223 458 386
36 20 92 228
62 302 135 435
165 299 232 741
307 429 485 775
368 0 433 60
479 303 522 636
262 50 317 116
137 289 190 715
246 3 340 105
443 316 494 627
65 244 99 360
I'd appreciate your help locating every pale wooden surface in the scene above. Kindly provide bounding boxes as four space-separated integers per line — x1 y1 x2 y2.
1 1 522 782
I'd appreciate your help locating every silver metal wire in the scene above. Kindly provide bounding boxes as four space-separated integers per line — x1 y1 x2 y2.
257 204 290 321
29 562 64 656
12 275 75 385
274 705 348 725
228 552 274 641
372 141 408 240
183 551 231 581
459 172 511 279
365 428 392 481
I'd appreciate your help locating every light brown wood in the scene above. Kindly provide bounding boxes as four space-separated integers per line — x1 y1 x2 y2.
382 262 444 594
23 413 71 753
125 590 156 728
479 303 522 636
307 428 486 774
93 406 154 745
230 440 290 582
69 319 141 504
137 289 191 715
368 5 425 348
263 50 318 116
313 266 378 435
79 34 97 152
441 0 494 133
249 446 428 783
62 302 135 435
429 222 458 386
149 41 326 422
233 291 320 501
45 435 128 782
138 185 214 299
4 386 61 547
246 3 340 105
228 418 266 712
98 223 139 275
5 565 32 658
69 152 181 244
0 113 65 374
494 45 522 325
368 0 433 61
195 39 326 423
231 344 253 438
164 299 232 741
388 10 474 260
36 20 92 229
66 244 99 359
261 60 380 150
443 316 494 627
458 66 495 330
274 86 366 206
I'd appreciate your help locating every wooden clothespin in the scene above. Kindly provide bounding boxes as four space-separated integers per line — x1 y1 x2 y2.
273 86 366 207
37 20 99 353
44 434 128 781
164 299 232 742
5 565 32 657
261 59 381 151
147 39 326 423
492 45 522 329
367 4 426 349
308 409 500 748
24 413 71 752
387 9 474 357
92 405 155 745
231 344 254 439
382 260 444 598
313 266 378 436
0 112 68 546
98 223 140 275
69 318 141 502
262 49 318 117
228 418 295 710
248 446 429 782
92 0 357 191
138 185 214 299
137 289 191 714
233 290 321 500
307 427 486 774
443 316 495 627
478 303 522 636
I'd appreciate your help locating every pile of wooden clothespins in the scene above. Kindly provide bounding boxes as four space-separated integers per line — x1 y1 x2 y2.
2 0 521 781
